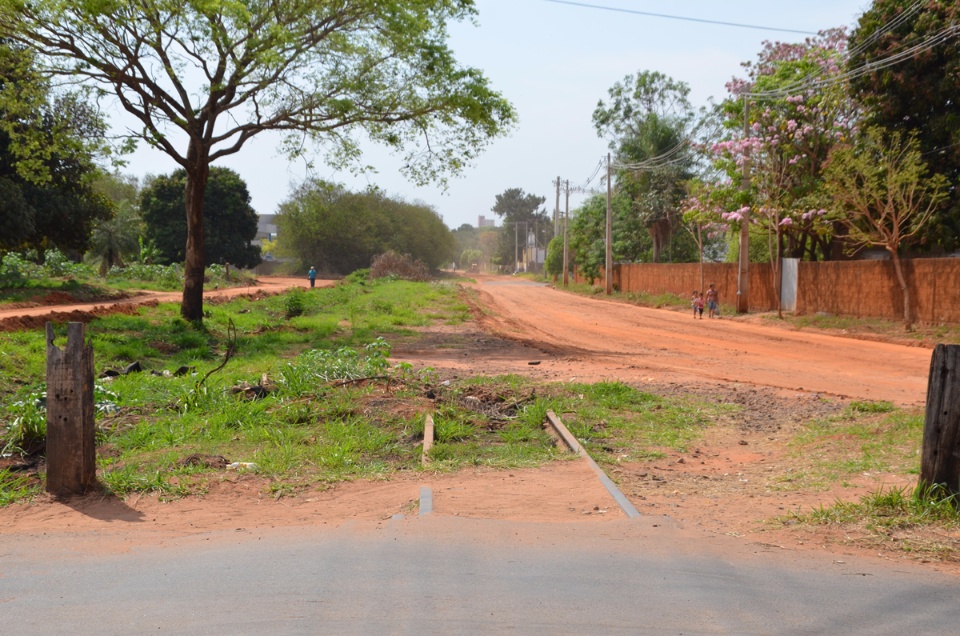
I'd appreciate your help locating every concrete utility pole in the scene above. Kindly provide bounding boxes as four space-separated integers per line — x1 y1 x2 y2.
563 179 570 286
605 153 613 295
514 222 519 272
554 176 561 236
737 94 751 314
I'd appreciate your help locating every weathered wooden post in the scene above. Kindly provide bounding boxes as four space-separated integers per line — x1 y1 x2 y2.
921 344 960 495
45 322 96 496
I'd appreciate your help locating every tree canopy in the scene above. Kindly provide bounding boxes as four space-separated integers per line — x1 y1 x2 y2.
593 71 697 262
490 188 551 268
848 0 960 250
0 41 110 256
0 1 514 320
276 181 454 274
140 167 261 269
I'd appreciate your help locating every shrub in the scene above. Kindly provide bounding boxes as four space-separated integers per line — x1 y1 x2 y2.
369 251 430 282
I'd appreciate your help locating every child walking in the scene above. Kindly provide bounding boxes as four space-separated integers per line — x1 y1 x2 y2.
691 290 699 319
696 292 705 319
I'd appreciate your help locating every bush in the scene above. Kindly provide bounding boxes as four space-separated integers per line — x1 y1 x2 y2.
369 251 430 282
0 253 37 288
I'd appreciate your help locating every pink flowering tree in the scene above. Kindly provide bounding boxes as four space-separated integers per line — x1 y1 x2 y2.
680 181 733 292
706 29 858 314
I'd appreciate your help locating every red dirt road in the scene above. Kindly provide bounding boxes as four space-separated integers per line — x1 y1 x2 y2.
467 276 931 406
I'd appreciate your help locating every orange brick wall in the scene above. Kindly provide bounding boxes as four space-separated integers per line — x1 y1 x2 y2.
574 258 960 324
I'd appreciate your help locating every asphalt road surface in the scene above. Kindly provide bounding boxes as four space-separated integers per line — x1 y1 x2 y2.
3 515 959 635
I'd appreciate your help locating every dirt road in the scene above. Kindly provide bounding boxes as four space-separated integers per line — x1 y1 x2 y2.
467 276 931 406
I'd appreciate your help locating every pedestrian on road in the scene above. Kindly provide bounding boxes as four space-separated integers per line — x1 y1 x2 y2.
706 283 720 318
697 292 705 319
691 290 699 319
308 266 317 288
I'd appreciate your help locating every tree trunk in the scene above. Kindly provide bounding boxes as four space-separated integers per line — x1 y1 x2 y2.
890 249 912 332
181 141 210 322
921 344 960 495
697 225 704 294
649 218 671 263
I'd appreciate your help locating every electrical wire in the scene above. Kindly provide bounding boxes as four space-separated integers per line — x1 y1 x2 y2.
540 0 818 35
747 21 959 99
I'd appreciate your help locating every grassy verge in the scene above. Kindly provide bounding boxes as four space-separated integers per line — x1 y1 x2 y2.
442 376 734 463
774 400 960 560
761 311 960 345
0 278 543 504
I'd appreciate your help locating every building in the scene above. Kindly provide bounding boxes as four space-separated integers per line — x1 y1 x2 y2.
477 215 496 228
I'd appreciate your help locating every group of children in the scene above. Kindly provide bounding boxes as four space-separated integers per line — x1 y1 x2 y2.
691 283 720 319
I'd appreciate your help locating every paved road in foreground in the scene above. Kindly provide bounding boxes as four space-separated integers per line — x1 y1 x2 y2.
4 516 959 634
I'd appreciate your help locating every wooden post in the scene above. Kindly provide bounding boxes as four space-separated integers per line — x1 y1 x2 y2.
921 344 960 494
422 413 435 466
45 322 96 497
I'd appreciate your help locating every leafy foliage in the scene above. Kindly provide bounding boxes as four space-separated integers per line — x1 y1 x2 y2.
277 181 455 274
0 41 110 255
594 71 698 263
0 0 515 321
848 1 960 250
489 188 552 268
140 168 261 269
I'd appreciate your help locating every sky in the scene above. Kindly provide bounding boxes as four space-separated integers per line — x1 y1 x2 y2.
114 0 872 230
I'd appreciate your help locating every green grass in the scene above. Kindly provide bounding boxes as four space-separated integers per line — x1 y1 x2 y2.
0 277 568 505
785 484 960 560
776 403 924 491
454 376 733 464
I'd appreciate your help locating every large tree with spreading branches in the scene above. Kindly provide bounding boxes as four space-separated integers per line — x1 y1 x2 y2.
0 1 514 321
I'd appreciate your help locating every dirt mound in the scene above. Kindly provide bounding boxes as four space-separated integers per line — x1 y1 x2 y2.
0 300 158 332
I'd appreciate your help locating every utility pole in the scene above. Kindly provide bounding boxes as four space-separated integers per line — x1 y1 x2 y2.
514 221 519 273
563 179 570 286
605 152 613 295
554 176 561 236
737 95 751 314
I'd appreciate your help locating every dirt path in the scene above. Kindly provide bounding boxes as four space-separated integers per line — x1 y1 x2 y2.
0 276 332 325
464 276 930 406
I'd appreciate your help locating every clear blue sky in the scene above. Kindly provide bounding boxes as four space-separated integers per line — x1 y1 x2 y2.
116 0 871 230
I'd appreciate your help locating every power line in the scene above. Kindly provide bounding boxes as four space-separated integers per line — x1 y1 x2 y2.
746 21 960 100
541 0 818 36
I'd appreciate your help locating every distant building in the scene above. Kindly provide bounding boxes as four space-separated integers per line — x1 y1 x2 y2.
478 215 496 228
256 214 278 242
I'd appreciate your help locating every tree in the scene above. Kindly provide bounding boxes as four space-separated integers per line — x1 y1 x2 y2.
89 173 143 275
0 42 110 257
848 0 960 250
490 188 551 269
568 191 643 282
0 2 515 321
593 71 697 262
824 127 948 331
141 167 261 269
277 181 454 274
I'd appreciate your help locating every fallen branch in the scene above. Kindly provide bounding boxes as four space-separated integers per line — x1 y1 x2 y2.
197 319 238 389
331 375 389 387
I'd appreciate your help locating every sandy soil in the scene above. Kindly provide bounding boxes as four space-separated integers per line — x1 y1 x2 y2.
2 273 952 573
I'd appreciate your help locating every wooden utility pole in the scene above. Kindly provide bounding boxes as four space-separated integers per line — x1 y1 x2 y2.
921 344 960 495
737 95 751 314
605 153 613 295
563 179 570 286
45 322 96 497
